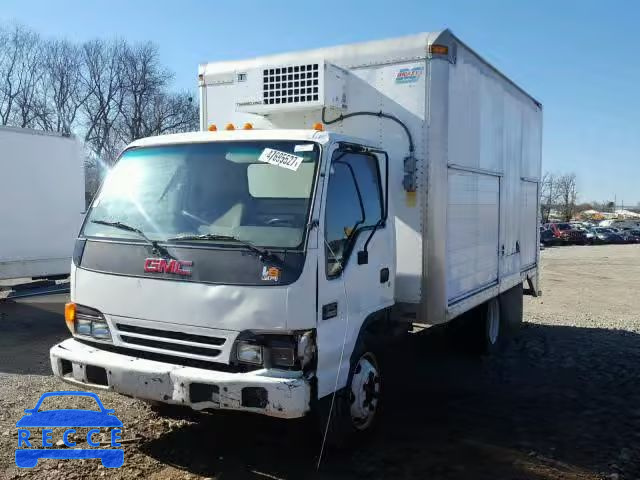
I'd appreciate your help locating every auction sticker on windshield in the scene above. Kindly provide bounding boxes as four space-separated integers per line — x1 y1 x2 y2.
258 148 304 171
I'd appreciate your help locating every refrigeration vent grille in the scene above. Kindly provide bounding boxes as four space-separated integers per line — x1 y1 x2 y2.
263 63 320 105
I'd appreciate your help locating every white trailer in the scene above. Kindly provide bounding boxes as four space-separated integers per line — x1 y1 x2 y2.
0 126 85 281
51 30 542 441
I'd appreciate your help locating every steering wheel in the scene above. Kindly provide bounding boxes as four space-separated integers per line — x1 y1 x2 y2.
265 218 294 226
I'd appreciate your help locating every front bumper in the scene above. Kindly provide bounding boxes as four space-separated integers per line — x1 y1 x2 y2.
50 338 311 419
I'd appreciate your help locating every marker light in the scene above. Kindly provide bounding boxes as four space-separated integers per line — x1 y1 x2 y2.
208 124 217 131
225 123 235 131
64 302 76 334
429 44 449 55
312 122 324 131
243 122 253 130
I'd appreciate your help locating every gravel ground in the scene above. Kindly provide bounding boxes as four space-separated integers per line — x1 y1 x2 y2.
1 244 639 480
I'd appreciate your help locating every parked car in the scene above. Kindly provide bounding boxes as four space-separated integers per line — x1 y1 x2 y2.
540 226 558 246
591 227 626 244
620 228 640 243
545 223 587 245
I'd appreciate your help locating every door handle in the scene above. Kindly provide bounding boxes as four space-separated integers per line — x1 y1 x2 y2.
380 268 389 283
322 302 338 320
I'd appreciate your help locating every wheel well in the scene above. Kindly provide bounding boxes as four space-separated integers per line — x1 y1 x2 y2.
361 308 392 338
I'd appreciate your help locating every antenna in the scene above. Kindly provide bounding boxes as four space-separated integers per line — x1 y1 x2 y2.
316 238 351 471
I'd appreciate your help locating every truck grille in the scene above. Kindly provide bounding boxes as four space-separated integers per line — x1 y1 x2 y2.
114 322 227 361
116 323 225 346
263 63 319 105
118 335 221 357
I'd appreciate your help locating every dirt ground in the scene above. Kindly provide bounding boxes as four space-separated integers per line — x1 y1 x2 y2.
1 244 639 480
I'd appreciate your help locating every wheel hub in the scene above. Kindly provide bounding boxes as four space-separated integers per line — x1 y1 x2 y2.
349 354 380 430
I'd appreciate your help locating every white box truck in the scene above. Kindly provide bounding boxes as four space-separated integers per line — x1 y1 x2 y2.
1 126 85 281
51 30 542 440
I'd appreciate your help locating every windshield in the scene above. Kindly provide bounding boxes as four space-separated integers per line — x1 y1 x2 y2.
82 141 320 249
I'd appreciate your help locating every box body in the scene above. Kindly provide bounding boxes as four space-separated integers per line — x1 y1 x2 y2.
0 127 85 280
199 30 542 324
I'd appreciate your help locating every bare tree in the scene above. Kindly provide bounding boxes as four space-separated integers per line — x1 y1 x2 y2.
80 39 127 166
1 20 199 185
139 91 198 136
540 172 560 223
557 173 578 221
118 42 169 141
37 40 86 133
0 24 43 127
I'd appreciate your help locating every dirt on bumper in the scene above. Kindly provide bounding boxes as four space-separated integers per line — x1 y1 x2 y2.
50 338 310 419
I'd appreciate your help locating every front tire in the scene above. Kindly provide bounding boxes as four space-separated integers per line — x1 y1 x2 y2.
348 351 381 432
317 336 382 446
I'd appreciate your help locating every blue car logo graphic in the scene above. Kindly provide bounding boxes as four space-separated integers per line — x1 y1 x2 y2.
15 391 123 468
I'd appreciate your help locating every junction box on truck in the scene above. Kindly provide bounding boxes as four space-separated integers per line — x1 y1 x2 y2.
0 126 85 281
51 30 542 437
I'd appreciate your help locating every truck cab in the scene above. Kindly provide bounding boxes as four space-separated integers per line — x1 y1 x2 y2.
52 128 394 430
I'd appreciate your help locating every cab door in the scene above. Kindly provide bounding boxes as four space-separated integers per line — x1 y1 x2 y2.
315 144 393 399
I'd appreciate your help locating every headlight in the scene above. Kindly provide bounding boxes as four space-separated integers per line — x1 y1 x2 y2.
233 330 316 370
236 342 263 364
65 303 112 342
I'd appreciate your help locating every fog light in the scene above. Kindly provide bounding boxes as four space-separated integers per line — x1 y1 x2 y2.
237 342 263 365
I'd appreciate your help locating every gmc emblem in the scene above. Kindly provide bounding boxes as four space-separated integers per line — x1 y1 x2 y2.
144 258 193 276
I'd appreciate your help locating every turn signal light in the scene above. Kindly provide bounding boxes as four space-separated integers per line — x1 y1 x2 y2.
312 122 324 131
243 122 253 130
208 124 217 131
225 123 235 131
64 302 76 333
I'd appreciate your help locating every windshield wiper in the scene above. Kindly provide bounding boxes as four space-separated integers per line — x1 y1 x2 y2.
167 233 278 262
91 220 174 259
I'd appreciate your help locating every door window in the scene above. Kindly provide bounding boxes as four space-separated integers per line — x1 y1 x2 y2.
324 151 383 277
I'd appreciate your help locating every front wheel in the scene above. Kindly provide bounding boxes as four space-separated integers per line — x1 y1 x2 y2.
348 351 381 432
316 337 382 446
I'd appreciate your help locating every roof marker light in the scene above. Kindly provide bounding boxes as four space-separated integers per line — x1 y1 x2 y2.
243 123 253 130
429 44 449 55
225 123 235 131
312 122 324 131
208 124 217 131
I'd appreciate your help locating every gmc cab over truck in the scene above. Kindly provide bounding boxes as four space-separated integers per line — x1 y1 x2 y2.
50 30 542 440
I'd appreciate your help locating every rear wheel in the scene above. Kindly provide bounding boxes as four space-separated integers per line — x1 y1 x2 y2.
482 297 502 354
500 283 524 335
448 297 503 354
